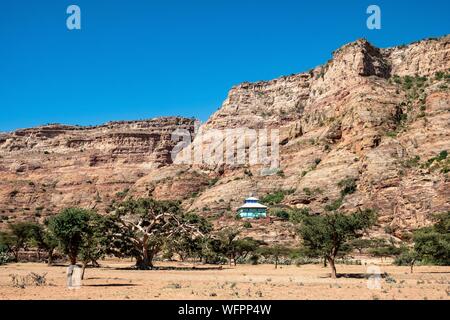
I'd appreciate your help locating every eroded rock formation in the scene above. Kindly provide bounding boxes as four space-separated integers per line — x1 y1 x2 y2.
1 36 449 244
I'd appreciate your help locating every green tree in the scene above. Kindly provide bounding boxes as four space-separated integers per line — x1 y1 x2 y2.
168 213 212 264
48 208 93 265
368 238 403 262
233 237 261 264
0 231 15 264
258 244 292 269
349 238 377 254
107 198 204 269
78 213 109 278
7 222 38 261
298 209 377 278
28 223 58 264
214 228 261 266
260 191 285 205
413 212 450 266
394 247 418 273
216 227 241 266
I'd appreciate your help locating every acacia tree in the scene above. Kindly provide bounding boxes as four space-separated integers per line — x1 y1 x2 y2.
394 247 418 273
298 209 377 278
213 228 261 266
168 213 212 264
107 198 204 269
216 227 241 266
413 211 450 266
0 231 16 263
232 238 261 265
78 213 109 279
368 238 403 262
258 244 292 269
48 208 93 265
7 222 37 261
28 223 59 264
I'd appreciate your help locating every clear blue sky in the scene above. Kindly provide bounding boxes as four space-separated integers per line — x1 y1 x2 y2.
0 0 449 131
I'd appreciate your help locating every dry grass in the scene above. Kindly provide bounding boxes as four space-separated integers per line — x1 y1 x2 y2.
0 259 449 300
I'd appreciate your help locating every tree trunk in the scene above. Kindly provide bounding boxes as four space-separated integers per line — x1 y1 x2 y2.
275 256 278 269
410 259 416 274
81 261 87 280
14 249 19 262
47 249 54 266
136 256 151 270
69 253 77 265
323 257 327 267
328 257 337 279
139 242 151 269
136 247 154 270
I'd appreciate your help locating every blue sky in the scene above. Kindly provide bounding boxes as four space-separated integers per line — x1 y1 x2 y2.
0 0 449 131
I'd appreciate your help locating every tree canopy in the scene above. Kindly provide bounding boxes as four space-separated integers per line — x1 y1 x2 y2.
298 209 377 278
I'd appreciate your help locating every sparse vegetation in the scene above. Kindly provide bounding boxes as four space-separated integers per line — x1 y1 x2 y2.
337 178 357 197
298 209 377 278
260 189 295 205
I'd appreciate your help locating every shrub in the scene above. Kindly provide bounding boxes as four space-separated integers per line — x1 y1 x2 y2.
288 208 310 224
386 131 397 138
338 178 357 197
9 272 48 288
413 211 450 266
435 71 445 80
261 191 285 205
0 250 11 265
116 188 130 198
243 221 252 229
403 156 420 168
208 178 219 186
325 198 343 211
274 210 289 220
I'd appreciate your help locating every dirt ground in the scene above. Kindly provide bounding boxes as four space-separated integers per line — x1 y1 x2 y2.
1 259 449 300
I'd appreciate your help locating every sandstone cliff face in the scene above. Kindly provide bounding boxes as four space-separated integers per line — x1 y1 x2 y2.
1 36 449 245
0 117 197 223
179 36 450 242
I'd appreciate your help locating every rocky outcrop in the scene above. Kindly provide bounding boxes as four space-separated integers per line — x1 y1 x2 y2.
179 36 450 242
0 117 197 222
1 36 449 245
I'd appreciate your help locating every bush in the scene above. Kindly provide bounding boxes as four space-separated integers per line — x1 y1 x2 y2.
208 178 219 186
413 211 450 265
394 250 417 266
261 191 285 205
274 210 289 220
288 208 310 224
325 198 343 211
243 221 252 229
260 189 295 205
338 178 357 197
0 250 11 265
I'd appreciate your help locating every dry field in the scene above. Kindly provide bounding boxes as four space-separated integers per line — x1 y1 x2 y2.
0 259 449 300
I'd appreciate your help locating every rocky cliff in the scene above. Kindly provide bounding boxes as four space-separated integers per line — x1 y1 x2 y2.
1 36 449 244
0 117 197 222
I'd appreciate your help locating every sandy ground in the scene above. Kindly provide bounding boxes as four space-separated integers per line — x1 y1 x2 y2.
0 259 449 300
